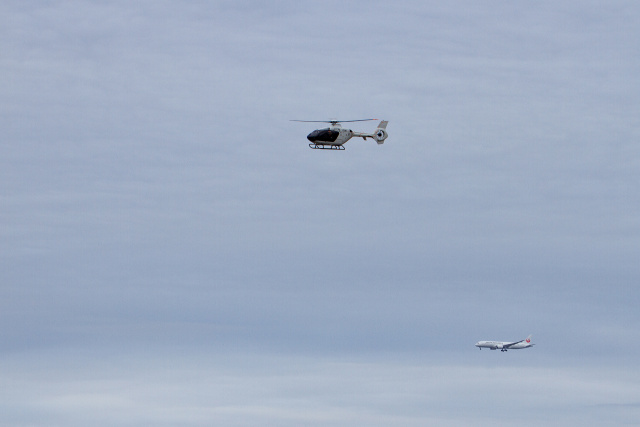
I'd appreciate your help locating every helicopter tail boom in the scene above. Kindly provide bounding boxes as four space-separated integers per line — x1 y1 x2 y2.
353 120 389 144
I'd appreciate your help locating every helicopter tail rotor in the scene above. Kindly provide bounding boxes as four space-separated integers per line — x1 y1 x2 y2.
374 121 389 144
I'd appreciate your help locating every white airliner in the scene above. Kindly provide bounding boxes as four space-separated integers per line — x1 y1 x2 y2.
475 335 534 352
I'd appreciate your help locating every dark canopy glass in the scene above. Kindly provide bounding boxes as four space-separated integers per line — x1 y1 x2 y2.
307 128 339 143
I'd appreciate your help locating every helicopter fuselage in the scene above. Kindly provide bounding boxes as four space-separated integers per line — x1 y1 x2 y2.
293 119 388 150
307 125 353 147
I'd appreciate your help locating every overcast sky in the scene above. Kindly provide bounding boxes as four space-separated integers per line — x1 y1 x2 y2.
2 1 639 425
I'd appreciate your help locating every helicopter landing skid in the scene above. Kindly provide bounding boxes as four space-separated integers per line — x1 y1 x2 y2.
309 143 345 150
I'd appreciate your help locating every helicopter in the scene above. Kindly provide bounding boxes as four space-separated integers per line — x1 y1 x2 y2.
291 119 388 150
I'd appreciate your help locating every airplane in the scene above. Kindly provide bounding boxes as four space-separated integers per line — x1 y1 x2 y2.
475 335 534 352
291 119 388 150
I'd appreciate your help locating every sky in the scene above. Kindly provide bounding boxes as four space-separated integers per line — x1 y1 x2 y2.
1 1 639 425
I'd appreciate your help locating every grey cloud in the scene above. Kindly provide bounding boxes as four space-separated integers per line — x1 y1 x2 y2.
1 1 639 425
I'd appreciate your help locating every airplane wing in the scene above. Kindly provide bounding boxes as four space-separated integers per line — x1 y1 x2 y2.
503 340 525 348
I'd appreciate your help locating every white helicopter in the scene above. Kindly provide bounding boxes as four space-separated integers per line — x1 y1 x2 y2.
291 119 389 150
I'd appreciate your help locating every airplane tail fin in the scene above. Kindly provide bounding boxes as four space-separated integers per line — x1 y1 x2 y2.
374 120 388 144
525 334 533 345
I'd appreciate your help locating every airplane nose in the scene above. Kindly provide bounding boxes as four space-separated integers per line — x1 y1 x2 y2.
307 132 316 142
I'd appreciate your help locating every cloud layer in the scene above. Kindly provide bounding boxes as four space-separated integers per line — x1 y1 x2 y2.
2 1 639 425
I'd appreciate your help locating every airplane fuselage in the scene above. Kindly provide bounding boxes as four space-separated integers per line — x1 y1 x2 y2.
475 336 533 352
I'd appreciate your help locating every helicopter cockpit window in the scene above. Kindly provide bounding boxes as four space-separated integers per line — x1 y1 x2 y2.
307 128 339 143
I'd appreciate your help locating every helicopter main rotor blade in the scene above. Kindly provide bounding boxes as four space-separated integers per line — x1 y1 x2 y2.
335 119 378 123
290 120 335 123
290 119 378 123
